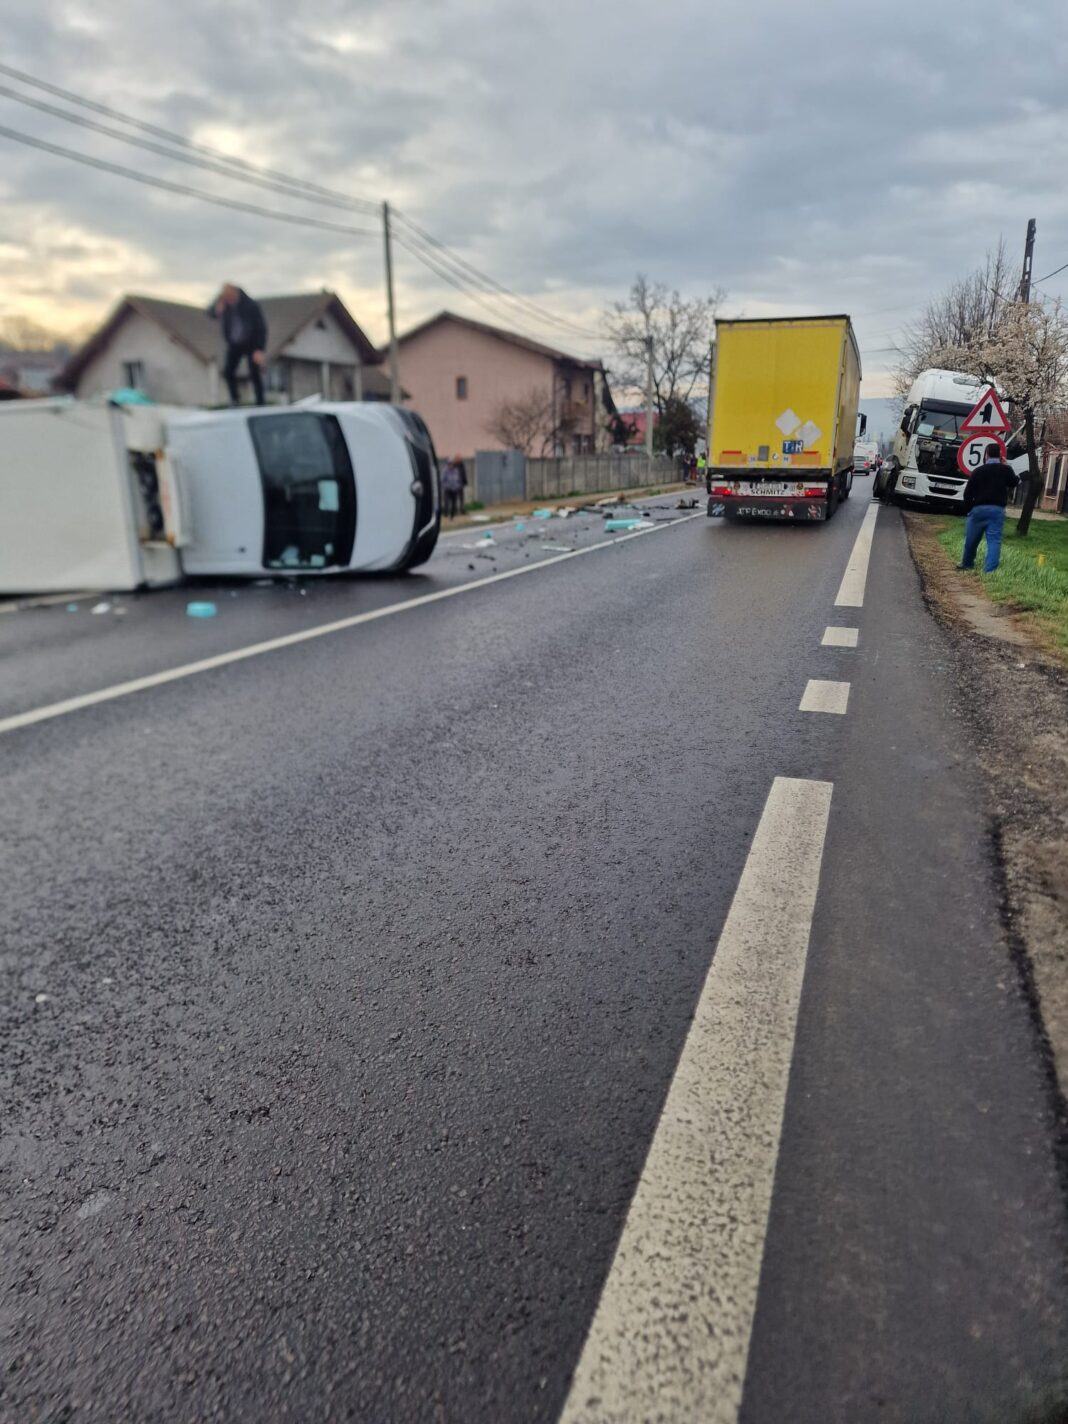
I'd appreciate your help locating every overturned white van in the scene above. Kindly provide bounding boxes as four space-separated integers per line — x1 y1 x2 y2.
0 398 440 594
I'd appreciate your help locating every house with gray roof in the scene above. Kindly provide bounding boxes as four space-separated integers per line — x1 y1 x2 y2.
57 291 390 406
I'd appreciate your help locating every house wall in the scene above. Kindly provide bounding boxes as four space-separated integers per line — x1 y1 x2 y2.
396 319 557 458
74 313 211 405
281 311 365 365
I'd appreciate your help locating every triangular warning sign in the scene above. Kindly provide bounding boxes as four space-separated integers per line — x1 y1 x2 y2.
961 386 1011 434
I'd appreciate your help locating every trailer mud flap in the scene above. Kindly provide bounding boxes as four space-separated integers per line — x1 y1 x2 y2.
707 497 725 518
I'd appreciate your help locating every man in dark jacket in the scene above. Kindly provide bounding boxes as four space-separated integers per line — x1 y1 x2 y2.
211 285 267 406
960 446 1019 572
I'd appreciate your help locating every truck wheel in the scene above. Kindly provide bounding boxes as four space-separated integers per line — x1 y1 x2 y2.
842 471 853 500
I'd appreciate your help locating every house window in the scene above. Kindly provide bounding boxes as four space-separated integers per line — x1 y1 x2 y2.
265 363 289 398
456 376 468 400
1049 454 1064 496
122 360 144 390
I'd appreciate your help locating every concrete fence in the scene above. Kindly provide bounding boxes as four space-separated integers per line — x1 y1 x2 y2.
466 451 684 506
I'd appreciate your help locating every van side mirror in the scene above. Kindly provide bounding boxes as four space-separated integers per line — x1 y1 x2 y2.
857 413 868 437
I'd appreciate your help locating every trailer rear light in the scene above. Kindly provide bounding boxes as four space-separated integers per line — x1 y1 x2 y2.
802 487 825 497
711 484 733 497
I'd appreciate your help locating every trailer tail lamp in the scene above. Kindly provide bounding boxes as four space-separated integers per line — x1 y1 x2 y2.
802 487 825 498
711 484 733 497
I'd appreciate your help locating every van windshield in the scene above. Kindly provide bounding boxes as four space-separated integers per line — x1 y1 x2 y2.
250 413 357 570
917 401 971 440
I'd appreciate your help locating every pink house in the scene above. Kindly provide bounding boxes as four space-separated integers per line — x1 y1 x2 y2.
393 310 611 459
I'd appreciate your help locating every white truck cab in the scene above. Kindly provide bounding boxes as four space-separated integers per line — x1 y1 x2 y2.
877 368 993 508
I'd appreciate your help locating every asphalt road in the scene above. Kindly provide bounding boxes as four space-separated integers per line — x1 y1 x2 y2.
2 489 1067 1422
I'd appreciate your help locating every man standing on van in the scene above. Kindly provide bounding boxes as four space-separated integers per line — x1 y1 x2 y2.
960 447 1019 573
211 284 268 407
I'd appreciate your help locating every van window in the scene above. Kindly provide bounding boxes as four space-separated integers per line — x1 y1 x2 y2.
250 413 356 569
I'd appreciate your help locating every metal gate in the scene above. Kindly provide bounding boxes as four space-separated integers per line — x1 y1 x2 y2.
474 449 526 506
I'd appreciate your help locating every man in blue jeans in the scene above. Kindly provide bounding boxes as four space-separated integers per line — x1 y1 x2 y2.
959 447 1019 573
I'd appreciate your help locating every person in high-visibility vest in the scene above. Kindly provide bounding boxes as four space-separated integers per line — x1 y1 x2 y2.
696 453 707 490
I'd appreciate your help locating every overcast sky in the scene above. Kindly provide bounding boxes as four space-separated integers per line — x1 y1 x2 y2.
2 0 1066 393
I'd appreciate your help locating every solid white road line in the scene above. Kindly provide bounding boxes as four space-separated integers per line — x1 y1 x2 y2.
799 679 850 714
821 625 859 648
834 501 879 607
560 776 833 1424
0 513 704 738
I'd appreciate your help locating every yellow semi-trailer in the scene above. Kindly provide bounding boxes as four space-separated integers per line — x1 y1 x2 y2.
706 315 862 522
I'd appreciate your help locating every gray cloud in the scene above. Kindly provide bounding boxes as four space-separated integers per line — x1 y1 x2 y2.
2 0 1066 385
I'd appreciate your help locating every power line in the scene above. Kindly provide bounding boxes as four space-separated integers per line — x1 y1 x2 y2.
1 62 607 349
0 60 381 215
392 230 603 357
0 123 377 239
393 209 603 342
0 81 374 217
1034 259 1068 285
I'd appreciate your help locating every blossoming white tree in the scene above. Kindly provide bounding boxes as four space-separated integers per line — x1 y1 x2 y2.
937 298 1068 535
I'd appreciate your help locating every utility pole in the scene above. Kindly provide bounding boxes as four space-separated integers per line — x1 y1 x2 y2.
1017 217 1042 536
1018 217 1037 302
644 333 655 468
382 200 401 404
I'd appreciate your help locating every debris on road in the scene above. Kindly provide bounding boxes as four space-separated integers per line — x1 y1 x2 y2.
90 601 112 615
539 544 572 553
66 603 79 613
186 601 218 619
469 514 491 523
603 517 651 532
532 509 553 519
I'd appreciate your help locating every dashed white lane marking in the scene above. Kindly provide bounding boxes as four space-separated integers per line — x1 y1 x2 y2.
834 501 879 607
821 625 859 648
560 776 833 1424
799 679 850 714
0 513 704 737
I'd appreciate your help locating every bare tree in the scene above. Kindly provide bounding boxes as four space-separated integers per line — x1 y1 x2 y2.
937 297 1068 533
893 240 1015 399
485 386 557 455
605 275 724 412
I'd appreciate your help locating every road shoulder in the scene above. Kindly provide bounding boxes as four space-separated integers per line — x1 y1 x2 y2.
904 509 1068 1110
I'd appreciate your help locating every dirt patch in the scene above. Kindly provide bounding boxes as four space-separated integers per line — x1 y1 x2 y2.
905 512 1068 1107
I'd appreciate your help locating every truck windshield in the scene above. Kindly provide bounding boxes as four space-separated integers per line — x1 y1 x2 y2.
917 402 971 439
250 413 357 570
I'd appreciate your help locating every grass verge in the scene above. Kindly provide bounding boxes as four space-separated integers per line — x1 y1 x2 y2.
936 513 1068 652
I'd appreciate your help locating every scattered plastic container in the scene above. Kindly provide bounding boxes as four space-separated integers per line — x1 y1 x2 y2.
532 509 553 519
186 601 218 619
603 518 649 532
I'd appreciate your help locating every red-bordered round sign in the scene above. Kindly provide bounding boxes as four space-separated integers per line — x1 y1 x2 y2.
957 433 1007 477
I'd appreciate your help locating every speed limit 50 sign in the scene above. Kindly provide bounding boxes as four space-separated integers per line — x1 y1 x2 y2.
958 433 1007 477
